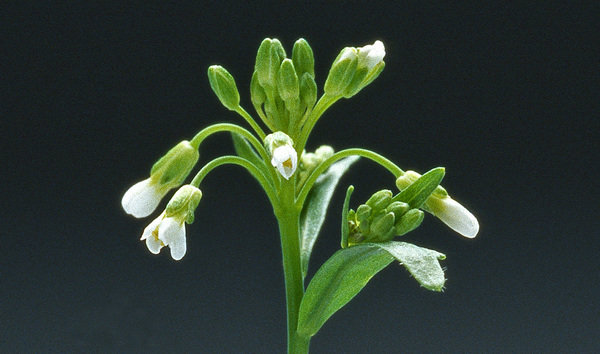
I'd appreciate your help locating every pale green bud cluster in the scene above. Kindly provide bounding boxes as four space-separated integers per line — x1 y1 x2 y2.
296 145 334 187
150 140 200 191
324 40 385 98
347 189 424 244
166 184 203 224
251 38 317 133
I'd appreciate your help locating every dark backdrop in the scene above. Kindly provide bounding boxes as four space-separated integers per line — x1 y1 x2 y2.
3 2 598 352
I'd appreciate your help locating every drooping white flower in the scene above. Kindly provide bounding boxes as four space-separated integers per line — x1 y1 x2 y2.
121 179 167 218
358 40 386 71
271 144 298 180
425 195 479 238
140 212 187 261
396 170 479 238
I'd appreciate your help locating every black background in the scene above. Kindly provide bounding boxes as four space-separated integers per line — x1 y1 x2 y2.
2 1 598 352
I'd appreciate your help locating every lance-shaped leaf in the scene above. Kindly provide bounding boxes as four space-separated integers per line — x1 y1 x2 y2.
297 244 394 337
231 132 272 185
373 241 446 291
299 156 359 278
393 167 445 209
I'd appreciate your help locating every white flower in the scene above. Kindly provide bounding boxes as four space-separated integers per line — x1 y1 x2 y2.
121 178 168 218
396 170 479 238
271 144 298 180
358 40 385 71
140 212 187 260
425 195 479 238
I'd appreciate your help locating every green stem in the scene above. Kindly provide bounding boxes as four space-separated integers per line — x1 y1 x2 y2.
190 155 278 206
296 94 340 152
295 148 405 209
234 107 267 140
275 179 311 354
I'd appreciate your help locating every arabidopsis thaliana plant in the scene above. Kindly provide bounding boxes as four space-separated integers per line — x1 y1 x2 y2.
140 212 187 260
121 178 167 218
271 144 298 180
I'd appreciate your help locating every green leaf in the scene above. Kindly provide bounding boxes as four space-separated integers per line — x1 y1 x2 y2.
300 156 359 278
373 241 446 291
340 185 354 249
297 245 394 337
231 132 271 184
393 167 445 209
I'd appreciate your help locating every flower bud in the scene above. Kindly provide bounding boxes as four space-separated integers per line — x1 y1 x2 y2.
255 38 280 91
264 132 297 180
208 65 240 111
395 209 424 236
324 47 358 96
365 189 392 211
150 140 199 189
165 184 203 224
292 38 315 78
299 72 317 111
277 59 300 102
250 70 266 107
355 204 372 223
385 201 410 218
343 40 386 98
370 212 396 240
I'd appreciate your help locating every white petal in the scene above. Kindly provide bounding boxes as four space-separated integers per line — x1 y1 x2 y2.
271 145 297 180
359 40 385 70
140 213 163 240
158 217 187 260
428 197 479 238
145 234 163 254
121 179 164 218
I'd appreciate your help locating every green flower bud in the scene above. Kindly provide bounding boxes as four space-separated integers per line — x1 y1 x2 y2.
356 204 372 223
207 65 240 111
150 140 199 189
292 38 314 78
385 201 410 218
365 189 392 211
370 212 396 240
299 72 317 111
277 59 299 102
271 38 287 62
255 38 279 90
324 47 358 96
250 70 266 107
395 209 424 236
165 184 203 224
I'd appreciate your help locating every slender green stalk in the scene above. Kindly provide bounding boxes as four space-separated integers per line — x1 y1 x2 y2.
296 93 340 152
275 179 311 354
234 106 267 140
190 155 278 206
295 148 405 209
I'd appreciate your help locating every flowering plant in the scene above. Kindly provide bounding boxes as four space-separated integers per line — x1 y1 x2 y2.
122 38 478 353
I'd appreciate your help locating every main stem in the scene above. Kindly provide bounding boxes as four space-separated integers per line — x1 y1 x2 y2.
276 179 311 354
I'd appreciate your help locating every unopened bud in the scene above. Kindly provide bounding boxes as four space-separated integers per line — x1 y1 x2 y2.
324 47 358 96
166 185 203 224
395 209 424 236
208 65 240 111
365 189 392 211
150 141 199 189
292 38 315 78
277 59 299 102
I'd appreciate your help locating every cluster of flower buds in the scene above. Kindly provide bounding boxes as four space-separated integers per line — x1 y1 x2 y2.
396 171 479 238
324 40 385 98
250 38 317 133
121 141 199 218
347 189 425 245
296 145 335 187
